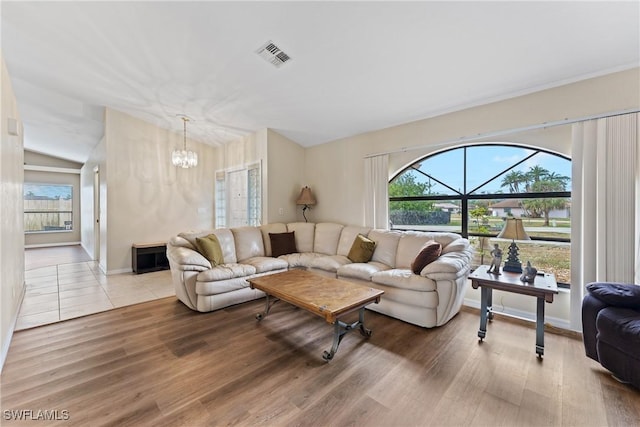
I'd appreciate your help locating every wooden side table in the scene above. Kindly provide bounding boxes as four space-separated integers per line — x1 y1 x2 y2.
469 265 558 357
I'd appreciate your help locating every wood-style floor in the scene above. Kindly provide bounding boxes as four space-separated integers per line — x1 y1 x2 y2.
1 298 638 426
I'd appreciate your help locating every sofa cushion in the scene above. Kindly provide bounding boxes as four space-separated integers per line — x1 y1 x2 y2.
231 227 265 262
269 232 297 257
195 276 252 295
314 223 344 255
368 230 402 268
587 282 640 309
348 234 376 263
411 241 442 275
195 234 225 266
279 252 322 269
596 306 640 356
287 222 315 253
196 263 257 282
372 269 437 292
260 223 287 256
337 226 372 256
241 256 289 274
310 255 352 273
338 261 391 281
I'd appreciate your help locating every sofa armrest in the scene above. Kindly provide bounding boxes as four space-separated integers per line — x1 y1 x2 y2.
586 282 640 309
167 245 211 271
420 248 472 281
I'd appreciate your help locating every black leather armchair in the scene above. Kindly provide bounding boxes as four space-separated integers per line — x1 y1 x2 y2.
582 282 640 389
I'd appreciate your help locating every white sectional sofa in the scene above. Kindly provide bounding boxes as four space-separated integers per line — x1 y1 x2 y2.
167 222 473 328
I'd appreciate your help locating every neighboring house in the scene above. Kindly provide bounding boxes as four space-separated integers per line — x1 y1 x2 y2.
434 202 460 213
489 199 570 219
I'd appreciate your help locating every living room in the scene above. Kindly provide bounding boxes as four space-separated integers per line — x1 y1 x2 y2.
1 1 639 425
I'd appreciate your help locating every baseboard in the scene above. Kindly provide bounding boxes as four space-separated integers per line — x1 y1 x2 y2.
25 241 82 249
0 281 26 374
106 268 133 275
463 298 571 331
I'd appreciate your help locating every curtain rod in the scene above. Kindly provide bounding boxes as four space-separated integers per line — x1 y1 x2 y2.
364 108 640 159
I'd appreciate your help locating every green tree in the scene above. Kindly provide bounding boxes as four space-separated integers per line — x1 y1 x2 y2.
500 170 527 193
522 179 567 226
389 172 434 211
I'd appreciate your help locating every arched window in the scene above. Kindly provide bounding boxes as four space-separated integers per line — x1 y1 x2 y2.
389 144 571 285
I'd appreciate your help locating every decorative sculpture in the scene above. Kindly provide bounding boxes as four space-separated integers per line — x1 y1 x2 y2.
520 261 538 283
487 244 503 275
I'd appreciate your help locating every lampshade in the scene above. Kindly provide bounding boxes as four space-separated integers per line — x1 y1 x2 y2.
296 186 316 206
497 218 530 241
172 116 198 168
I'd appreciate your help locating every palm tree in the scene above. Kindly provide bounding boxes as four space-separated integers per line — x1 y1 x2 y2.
500 170 526 193
525 165 549 190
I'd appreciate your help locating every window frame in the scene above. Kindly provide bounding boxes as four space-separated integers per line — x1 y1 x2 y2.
24 182 74 233
389 144 572 284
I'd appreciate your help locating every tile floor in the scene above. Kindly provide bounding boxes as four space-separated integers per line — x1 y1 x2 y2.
17 247 175 331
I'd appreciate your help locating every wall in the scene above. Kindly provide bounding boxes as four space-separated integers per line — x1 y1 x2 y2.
80 136 106 267
265 129 306 223
1 55 25 372
303 67 640 329
24 151 83 247
99 108 217 274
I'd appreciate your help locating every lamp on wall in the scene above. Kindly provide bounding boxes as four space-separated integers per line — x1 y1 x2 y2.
497 217 530 273
296 186 316 222
172 116 198 168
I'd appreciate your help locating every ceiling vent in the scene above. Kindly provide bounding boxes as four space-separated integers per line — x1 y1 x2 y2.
256 40 291 68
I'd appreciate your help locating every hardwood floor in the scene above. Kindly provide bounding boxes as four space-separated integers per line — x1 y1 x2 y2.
1 298 638 426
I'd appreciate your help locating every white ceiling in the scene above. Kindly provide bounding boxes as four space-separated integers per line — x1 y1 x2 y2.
2 1 639 164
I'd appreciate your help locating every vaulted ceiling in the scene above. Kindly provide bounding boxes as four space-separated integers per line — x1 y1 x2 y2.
2 1 639 163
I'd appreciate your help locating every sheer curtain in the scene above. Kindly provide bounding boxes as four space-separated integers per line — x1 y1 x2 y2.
570 112 639 330
364 154 389 229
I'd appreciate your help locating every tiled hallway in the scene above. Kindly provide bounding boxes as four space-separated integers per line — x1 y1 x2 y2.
17 245 174 330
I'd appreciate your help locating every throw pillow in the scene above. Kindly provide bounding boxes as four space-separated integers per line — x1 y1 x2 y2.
411 240 442 275
586 282 640 309
270 231 297 257
195 234 225 266
347 234 376 263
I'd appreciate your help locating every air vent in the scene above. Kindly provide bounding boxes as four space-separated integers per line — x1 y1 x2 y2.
256 40 291 68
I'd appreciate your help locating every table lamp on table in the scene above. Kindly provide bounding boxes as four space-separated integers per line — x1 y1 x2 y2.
497 218 530 273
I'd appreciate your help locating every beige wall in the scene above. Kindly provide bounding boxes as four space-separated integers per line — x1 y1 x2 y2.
1 55 25 371
24 151 83 247
100 108 217 274
266 129 306 223
80 136 106 268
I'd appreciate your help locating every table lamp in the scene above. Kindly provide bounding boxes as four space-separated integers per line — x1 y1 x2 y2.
497 218 530 273
296 186 316 222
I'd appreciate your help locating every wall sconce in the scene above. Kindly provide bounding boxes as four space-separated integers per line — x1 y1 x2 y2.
296 186 316 222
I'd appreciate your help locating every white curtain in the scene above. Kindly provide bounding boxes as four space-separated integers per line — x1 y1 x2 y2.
364 154 389 229
570 112 639 330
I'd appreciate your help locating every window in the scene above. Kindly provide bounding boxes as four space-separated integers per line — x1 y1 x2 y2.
215 162 262 228
24 183 73 232
389 145 572 285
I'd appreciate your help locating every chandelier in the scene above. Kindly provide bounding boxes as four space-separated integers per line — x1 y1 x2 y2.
172 116 198 168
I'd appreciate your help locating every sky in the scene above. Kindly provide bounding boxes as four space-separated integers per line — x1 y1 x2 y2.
408 145 572 196
24 183 72 200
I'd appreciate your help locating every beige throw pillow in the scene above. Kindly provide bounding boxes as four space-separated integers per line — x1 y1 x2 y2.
348 234 376 263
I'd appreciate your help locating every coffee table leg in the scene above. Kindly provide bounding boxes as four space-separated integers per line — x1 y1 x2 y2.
255 294 279 321
536 297 545 357
323 308 371 361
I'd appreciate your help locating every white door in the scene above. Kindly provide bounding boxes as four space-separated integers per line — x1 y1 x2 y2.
228 169 248 227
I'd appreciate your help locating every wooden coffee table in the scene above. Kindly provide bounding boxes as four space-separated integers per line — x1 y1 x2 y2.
248 269 384 361
469 265 558 357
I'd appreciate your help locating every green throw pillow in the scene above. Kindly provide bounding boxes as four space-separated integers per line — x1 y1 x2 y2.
195 234 225 266
347 234 376 263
